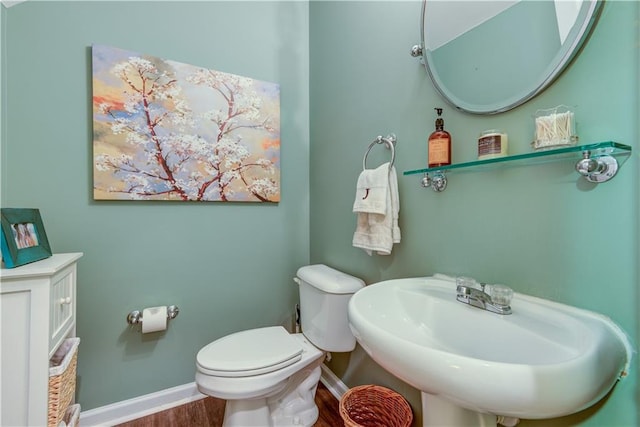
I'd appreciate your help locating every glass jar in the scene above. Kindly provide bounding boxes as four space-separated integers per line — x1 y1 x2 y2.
533 105 578 151
478 129 508 160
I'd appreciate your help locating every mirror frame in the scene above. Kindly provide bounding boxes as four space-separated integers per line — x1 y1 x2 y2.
420 0 604 115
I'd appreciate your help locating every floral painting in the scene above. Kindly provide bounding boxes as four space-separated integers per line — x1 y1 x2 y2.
92 45 280 202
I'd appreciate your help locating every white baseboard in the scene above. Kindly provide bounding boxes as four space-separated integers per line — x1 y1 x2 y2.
80 367 348 426
79 382 206 426
319 363 349 400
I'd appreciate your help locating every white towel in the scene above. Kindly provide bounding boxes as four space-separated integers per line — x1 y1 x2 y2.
352 163 401 255
352 163 389 215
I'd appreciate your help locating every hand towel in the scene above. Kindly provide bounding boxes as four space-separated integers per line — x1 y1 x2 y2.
352 163 401 255
352 163 389 215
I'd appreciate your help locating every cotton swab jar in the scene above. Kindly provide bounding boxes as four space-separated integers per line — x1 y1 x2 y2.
532 105 578 150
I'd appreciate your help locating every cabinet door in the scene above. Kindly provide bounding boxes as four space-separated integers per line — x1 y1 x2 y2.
1 289 31 426
1 281 50 427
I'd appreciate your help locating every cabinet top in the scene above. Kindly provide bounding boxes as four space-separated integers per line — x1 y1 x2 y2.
1 253 83 279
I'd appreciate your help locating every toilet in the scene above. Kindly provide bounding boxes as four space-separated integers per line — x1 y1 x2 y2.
195 264 365 427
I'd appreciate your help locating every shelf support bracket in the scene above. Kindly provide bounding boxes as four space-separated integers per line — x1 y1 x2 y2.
421 172 447 192
575 151 619 183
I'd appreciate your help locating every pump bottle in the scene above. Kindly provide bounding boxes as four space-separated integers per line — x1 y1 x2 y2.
428 108 452 167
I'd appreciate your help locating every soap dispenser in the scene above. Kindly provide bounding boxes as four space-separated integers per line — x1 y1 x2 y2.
428 108 452 167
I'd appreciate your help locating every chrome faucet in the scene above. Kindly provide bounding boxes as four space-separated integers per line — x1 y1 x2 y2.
456 281 513 315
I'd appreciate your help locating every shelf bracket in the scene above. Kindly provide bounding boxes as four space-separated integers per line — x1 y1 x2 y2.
421 172 447 192
575 151 619 183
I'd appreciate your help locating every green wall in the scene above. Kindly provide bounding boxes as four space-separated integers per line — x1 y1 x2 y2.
1 1 310 410
310 1 638 426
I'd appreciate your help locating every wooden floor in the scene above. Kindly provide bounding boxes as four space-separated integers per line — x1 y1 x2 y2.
115 382 344 427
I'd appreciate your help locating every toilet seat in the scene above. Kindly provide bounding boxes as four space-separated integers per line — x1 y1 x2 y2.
196 326 303 378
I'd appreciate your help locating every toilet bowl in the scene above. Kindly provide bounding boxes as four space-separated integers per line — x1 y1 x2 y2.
196 328 324 426
195 265 365 427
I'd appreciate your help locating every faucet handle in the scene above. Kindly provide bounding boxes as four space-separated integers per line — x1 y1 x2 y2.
488 284 513 306
456 276 478 289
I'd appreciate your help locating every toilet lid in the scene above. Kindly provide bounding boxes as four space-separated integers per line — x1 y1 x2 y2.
196 326 303 378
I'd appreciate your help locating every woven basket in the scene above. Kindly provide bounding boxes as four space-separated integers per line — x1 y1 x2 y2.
339 385 413 427
63 404 81 427
48 338 80 427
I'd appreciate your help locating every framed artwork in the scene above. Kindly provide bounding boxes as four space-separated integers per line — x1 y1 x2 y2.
92 44 281 202
0 208 52 268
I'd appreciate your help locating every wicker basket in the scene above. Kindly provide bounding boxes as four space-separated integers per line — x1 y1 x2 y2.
48 338 80 427
63 404 81 427
339 385 413 427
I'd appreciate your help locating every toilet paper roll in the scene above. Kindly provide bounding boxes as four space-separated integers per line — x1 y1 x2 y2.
142 306 167 333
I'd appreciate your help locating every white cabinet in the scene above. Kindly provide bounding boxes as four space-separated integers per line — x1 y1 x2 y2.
1 253 83 427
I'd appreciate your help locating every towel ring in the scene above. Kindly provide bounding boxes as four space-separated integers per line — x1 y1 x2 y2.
363 134 397 171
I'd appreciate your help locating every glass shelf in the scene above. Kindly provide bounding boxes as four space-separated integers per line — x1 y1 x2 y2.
403 141 631 176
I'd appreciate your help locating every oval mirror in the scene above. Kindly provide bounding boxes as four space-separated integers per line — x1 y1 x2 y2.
419 0 604 114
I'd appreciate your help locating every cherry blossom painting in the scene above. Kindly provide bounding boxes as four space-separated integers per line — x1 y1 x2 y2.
92 45 280 202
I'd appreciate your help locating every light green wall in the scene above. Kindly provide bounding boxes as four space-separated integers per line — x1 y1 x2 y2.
2 1 309 410
310 1 638 426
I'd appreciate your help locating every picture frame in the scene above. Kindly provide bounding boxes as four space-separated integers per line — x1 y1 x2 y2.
0 208 52 268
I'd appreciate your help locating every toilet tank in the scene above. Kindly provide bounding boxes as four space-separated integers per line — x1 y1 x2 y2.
296 264 365 352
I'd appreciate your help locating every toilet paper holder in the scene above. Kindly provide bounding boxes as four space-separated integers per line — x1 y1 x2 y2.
127 305 180 325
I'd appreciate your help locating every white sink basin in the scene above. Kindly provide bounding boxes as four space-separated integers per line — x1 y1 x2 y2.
348 277 632 425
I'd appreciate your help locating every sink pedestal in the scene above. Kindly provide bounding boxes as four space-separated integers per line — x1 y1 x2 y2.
421 393 497 427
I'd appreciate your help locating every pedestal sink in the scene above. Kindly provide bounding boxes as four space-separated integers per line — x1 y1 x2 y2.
347 277 632 426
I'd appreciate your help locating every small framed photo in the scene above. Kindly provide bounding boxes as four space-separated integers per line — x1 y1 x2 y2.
0 208 52 268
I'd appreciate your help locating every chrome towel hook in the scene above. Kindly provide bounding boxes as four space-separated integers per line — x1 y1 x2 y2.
363 134 397 171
